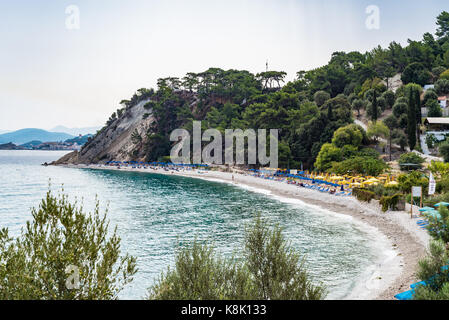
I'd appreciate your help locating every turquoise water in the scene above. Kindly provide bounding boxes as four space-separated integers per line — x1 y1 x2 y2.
0 150 379 299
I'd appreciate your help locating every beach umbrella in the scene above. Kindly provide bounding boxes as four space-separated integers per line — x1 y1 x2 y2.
424 211 442 220
434 202 449 207
419 207 435 212
330 176 344 180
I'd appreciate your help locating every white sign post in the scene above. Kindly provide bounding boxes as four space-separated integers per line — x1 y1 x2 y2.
411 186 423 218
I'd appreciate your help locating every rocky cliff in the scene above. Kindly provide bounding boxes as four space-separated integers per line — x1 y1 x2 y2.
53 99 154 165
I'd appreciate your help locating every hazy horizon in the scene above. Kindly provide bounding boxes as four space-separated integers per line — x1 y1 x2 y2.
1 0 448 131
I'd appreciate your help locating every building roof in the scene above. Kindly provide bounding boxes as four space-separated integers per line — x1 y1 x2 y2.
425 117 449 125
438 96 448 101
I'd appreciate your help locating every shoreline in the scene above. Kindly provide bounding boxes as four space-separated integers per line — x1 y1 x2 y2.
62 164 430 300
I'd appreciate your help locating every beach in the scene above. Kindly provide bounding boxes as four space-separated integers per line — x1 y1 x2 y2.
64 164 430 300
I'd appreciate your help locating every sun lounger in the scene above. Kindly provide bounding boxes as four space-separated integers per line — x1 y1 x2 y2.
410 281 427 289
395 289 414 300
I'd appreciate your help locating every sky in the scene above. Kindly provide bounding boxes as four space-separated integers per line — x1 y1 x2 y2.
0 0 448 131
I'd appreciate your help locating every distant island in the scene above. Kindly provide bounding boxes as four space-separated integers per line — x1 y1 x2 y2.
0 131 93 151
0 127 97 151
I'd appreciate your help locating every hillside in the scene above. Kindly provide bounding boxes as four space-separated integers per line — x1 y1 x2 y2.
0 129 74 145
55 12 449 171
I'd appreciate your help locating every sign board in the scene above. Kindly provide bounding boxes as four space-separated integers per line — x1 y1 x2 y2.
412 186 422 197
290 170 297 175
429 173 436 195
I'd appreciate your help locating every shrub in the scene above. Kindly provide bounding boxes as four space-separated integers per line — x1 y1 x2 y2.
413 240 449 300
331 157 387 176
436 177 449 194
353 188 376 203
148 216 326 300
0 189 137 299
379 194 403 212
398 153 425 169
398 171 429 194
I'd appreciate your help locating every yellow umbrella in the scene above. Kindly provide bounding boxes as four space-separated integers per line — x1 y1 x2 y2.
330 176 344 180
385 181 399 187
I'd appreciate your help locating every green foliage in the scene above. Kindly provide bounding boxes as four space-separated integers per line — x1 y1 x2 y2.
313 90 331 107
330 156 387 176
0 189 137 299
435 79 449 95
393 101 408 118
439 142 449 162
131 129 142 144
423 89 438 107
367 121 389 143
436 11 449 38
382 90 396 109
392 129 408 150
426 134 438 149
148 216 325 300
351 99 365 117
413 240 449 300
314 143 343 171
427 99 443 117
397 171 429 194
379 194 403 212
406 84 421 150
425 206 449 243
331 124 365 148
383 115 399 131
353 189 376 203
440 69 449 80
401 62 432 86
398 152 425 168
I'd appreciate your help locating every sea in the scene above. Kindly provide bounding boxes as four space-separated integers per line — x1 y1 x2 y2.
0 150 389 299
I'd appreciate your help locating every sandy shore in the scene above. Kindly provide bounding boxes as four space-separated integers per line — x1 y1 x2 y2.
63 164 430 300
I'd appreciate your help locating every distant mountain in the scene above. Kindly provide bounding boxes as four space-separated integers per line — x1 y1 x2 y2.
0 129 74 145
50 126 101 136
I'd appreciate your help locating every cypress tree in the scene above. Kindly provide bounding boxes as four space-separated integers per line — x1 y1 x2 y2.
372 89 378 122
407 85 417 150
414 87 422 139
